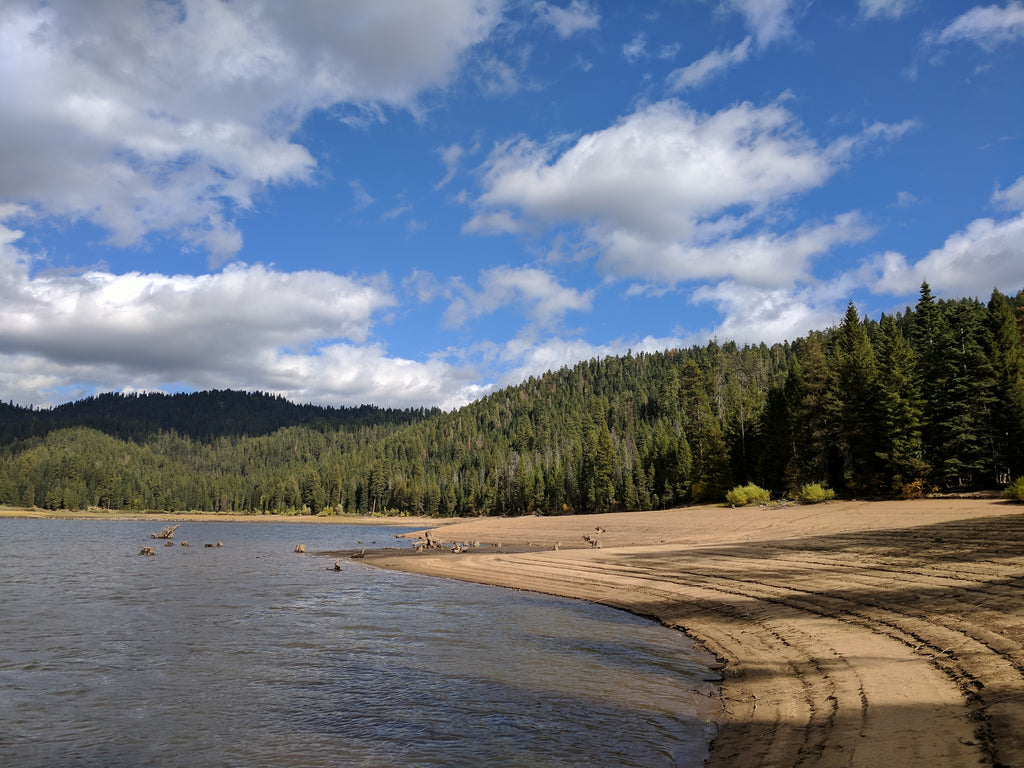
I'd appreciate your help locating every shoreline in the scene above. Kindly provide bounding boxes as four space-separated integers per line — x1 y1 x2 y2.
0 507 447 527
360 499 1024 767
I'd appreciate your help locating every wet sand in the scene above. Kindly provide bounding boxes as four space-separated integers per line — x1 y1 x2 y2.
363 499 1024 767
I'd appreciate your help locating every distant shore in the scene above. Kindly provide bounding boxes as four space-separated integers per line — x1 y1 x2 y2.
361 499 1024 768
0 507 442 526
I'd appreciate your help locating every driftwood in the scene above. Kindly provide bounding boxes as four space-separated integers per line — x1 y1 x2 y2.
151 524 180 540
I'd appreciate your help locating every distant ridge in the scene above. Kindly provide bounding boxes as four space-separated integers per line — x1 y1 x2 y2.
0 389 437 443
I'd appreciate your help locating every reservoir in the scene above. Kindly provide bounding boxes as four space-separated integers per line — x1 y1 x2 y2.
0 518 716 767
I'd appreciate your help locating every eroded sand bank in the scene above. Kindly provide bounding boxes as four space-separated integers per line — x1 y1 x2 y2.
362 499 1024 767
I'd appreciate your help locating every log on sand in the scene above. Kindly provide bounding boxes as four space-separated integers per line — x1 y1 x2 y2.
364 499 1024 768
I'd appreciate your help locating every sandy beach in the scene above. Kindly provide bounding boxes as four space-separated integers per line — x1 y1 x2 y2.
362 499 1024 767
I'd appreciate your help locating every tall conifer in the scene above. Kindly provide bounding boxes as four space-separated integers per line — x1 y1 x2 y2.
875 313 926 494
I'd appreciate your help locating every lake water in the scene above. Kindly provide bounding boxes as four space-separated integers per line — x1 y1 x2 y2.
0 518 717 767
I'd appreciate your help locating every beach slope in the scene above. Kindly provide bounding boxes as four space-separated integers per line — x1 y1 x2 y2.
364 499 1024 767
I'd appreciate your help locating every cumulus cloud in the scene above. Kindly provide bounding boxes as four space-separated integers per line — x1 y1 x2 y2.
467 99 903 289
859 0 915 20
863 211 1024 297
928 2 1024 49
444 265 595 330
533 1 600 38
692 280 848 344
0 0 503 262
601 213 874 288
0 222 484 409
667 37 752 91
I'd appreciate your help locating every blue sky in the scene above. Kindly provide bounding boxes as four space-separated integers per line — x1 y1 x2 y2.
2 0 1023 410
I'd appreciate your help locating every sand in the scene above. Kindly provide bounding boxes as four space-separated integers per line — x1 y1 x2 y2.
362 499 1024 767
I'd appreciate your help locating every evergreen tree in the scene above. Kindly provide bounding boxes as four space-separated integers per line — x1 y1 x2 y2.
986 289 1024 480
788 333 841 491
679 360 732 501
833 302 882 494
924 299 998 488
875 313 926 494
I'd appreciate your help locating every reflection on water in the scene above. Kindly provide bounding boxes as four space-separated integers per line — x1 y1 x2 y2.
0 519 716 767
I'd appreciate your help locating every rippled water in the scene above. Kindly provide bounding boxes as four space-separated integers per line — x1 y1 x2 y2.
0 518 716 767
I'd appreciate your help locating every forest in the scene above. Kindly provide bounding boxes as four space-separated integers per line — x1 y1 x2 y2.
1 283 1022 517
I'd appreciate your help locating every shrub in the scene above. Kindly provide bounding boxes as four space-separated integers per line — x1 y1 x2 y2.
725 483 771 507
900 479 928 500
1003 477 1024 502
794 483 835 503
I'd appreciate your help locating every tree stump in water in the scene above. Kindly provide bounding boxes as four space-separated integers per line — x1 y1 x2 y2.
151 524 180 540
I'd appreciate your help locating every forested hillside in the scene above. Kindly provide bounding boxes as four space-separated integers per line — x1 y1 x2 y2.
2 284 1022 516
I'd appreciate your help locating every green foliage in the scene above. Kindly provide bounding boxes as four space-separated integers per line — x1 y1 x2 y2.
1003 477 1024 502
725 483 771 507
793 483 835 503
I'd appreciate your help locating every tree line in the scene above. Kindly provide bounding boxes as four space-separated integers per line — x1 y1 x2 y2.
1 283 1021 516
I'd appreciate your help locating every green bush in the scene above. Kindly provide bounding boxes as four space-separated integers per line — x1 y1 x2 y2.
794 483 835 503
1003 477 1024 502
725 483 771 507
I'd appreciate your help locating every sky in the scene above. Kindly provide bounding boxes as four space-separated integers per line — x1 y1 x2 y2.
1 0 1023 411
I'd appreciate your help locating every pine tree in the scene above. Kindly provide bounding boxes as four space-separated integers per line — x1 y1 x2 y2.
679 360 732 501
986 289 1024 481
875 313 926 494
788 332 841 491
833 302 882 494
923 299 998 489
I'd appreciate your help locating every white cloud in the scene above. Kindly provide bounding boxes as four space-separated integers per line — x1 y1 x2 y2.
472 55 524 97
444 265 595 330
403 269 443 303
600 212 873 288
468 100 903 289
895 190 919 207
993 175 1024 210
533 1 600 38
859 0 915 20
350 180 376 210
436 144 467 189
472 100 832 235
496 336 617 386
0 222 485 409
863 211 1024 297
0 0 503 262
928 2 1024 49
722 0 804 46
667 37 753 91
623 34 647 62
692 280 848 344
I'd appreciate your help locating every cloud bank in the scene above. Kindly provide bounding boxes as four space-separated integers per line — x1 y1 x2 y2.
0 0 502 263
